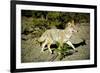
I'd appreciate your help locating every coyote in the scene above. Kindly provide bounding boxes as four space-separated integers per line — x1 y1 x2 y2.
38 20 78 53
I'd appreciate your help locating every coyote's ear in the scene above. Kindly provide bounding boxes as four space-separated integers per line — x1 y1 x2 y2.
71 20 75 25
67 22 71 27
67 20 75 27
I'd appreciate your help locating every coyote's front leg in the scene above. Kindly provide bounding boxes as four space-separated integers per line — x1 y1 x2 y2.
57 41 63 55
66 41 76 50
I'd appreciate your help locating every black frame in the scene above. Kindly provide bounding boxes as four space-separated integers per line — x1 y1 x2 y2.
10 0 97 73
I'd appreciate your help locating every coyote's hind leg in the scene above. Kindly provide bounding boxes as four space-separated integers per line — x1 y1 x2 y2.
47 43 52 54
41 40 47 53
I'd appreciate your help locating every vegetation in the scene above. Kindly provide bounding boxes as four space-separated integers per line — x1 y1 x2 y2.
21 10 90 33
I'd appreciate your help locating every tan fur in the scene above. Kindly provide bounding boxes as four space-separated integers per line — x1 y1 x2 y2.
38 20 78 53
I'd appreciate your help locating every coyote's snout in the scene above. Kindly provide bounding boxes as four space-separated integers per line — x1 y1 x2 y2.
38 20 78 53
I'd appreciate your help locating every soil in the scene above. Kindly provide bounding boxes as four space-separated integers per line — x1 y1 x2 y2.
21 25 90 63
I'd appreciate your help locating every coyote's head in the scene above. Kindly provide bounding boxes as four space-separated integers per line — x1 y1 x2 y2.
65 20 78 33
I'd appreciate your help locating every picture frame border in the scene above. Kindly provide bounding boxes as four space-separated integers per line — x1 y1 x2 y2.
10 0 97 72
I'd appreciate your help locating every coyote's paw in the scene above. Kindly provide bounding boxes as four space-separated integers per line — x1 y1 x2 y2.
49 50 52 53
40 50 44 53
73 49 78 53
74 50 78 52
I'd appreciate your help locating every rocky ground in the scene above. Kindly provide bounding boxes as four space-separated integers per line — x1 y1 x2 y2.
21 25 90 63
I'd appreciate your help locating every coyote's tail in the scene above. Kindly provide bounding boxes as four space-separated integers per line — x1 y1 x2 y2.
38 31 48 42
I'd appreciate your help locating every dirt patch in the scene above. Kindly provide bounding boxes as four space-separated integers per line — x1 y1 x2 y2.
21 25 90 63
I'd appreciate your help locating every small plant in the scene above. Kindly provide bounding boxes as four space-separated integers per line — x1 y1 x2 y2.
54 42 73 60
